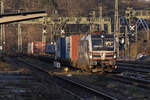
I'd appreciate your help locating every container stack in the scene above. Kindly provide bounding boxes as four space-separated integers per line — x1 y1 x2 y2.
56 35 81 61
27 34 82 61
33 41 46 54
27 41 46 54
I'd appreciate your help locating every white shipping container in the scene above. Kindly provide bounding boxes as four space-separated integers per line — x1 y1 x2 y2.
65 37 70 59
27 42 34 54
56 38 61 58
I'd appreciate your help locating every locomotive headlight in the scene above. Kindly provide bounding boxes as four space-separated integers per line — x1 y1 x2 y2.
89 55 92 59
101 35 104 38
114 55 117 58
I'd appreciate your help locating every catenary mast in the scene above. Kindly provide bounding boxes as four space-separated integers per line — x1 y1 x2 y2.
114 0 119 57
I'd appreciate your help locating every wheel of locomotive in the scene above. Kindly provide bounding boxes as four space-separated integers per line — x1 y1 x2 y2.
107 67 113 72
71 61 78 68
101 64 105 74
76 62 82 70
84 66 91 72
79 63 88 72
88 65 93 72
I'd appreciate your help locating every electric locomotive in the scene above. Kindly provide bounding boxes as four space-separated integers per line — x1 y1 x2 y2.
78 33 117 72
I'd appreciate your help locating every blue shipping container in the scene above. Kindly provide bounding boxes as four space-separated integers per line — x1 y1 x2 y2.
45 43 55 54
60 38 66 58
56 37 66 59
56 38 61 58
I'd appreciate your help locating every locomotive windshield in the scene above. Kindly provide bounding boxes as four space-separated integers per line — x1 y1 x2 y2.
91 34 114 51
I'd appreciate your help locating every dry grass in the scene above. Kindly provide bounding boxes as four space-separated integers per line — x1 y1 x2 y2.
0 61 16 72
107 84 116 88
0 61 31 73
15 68 30 73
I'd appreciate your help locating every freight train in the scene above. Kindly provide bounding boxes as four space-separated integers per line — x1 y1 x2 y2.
54 33 117 72
27 33 117 72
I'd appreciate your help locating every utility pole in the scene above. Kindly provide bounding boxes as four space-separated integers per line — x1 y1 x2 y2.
0 0 4 52
147 21 150 41
99 0 104 31
50 25 53 42
92 11 95 33
135 24 138 42
135 24 138 57
125 26 128 59
114 0 119 57
17 9 22 52
18 23 22 52
42 17 47 43
42 17 47 53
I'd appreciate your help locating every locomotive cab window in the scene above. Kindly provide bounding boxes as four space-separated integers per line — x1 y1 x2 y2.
91 34 114 51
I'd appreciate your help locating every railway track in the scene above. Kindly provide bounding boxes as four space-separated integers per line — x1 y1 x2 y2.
1 57 80 100
15 56 150 99
0 62 53 100
105 74 150 90
56 75 120 100
117 61 150 73
109 61 150 90
23 56 150 88
0 73 56 100
17 58 118 100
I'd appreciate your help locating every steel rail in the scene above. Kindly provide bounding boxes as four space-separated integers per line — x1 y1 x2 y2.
17 59 84 100
106 74 150 90
117 62 150 73
55 75 118 100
